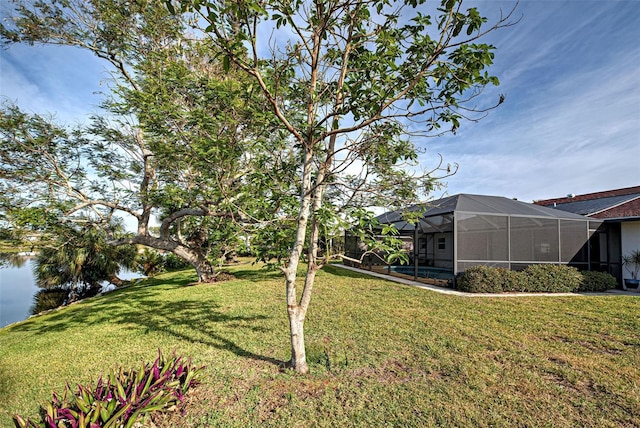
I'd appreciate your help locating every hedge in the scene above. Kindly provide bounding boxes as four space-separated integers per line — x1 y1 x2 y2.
522 264 582 293
579 270 619 292
456 264 617 293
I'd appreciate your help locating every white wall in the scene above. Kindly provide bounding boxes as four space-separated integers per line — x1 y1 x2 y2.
621 220 640 258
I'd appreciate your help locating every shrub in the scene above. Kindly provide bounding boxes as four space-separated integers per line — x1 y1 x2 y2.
135 249 166 277
500 268 529 292
578 271 618 292
162 253 191 271
14 350 202 428
456 264 609 294
522 264 582 293
456 266 505 293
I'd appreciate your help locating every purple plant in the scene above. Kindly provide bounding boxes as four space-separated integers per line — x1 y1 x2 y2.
14 350 203 428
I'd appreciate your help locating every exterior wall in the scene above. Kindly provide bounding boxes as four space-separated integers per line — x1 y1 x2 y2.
434 232 454 269
621 220 640 260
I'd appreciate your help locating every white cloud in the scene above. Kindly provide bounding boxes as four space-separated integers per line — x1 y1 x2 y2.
417 1 640 201
1 44 107 125
1 0 637 205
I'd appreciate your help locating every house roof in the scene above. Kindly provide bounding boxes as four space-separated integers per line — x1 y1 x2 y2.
376 194 591 231
535 185 640 219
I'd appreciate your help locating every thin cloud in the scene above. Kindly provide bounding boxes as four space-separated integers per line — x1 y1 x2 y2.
1 44 106 125
0 1 637 203
418 1 639 201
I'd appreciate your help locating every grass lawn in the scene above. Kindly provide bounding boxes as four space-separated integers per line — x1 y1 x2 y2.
1 262 638 427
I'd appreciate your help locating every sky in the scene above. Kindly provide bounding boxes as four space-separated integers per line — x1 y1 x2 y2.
0 0 638 204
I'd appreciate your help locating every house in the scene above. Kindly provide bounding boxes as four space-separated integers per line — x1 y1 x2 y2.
344 194 612 286
535 185 640 283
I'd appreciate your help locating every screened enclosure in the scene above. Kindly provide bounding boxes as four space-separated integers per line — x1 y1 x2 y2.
344 194 615 286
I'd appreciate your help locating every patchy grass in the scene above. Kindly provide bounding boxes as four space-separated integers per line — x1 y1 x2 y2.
1 262 638 427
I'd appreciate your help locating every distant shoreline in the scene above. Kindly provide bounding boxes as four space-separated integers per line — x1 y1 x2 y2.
0 240 34 254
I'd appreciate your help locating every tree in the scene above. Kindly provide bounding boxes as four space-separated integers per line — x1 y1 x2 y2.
33 223 137 298
30 221 137 315
174 0 518 372
0 0 285 281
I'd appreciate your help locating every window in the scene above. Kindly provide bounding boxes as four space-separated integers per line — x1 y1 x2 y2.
437 237 446 250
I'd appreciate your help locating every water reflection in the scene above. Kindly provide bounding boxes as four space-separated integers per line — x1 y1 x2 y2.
0 252 33 269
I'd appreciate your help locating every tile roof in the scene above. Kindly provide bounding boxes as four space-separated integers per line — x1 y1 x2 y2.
541 194 640 216
535 186 640 218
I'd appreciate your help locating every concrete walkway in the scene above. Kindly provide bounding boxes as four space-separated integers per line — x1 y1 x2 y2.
332 264 640 298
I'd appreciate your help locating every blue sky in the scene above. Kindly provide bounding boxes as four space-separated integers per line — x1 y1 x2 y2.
0 0 638 203
421 0 640 201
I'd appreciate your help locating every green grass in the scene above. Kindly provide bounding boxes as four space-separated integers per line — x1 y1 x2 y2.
1 262 639 427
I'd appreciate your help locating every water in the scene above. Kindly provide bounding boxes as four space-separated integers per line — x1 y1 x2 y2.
0 255 144 328
0 256 39 328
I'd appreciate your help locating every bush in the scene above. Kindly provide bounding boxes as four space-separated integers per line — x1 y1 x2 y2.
500 268 529 292
135 249 166 277
163 253 191 271
456 264 608 294
456 266 506 293
578 271 617 292
14 350 202 428
522 264 582 293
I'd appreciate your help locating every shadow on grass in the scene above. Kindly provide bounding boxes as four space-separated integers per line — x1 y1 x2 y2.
231 267 283 282
7 264 372 368
231 261 376 282
322 264 377 279
9 278 284 367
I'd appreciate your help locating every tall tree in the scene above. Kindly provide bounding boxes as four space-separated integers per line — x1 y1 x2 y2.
174 0 518 372
0 0 284 281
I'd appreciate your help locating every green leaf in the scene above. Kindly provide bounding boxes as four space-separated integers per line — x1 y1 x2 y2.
223 55 231 73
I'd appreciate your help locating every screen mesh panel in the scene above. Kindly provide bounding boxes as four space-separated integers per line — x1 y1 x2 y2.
419 214 454 234
510 217 559 262
560 220 588 263
457 261 509 271
344 234 360 259
457 213 508 261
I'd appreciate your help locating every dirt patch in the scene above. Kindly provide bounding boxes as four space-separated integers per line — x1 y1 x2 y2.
216 271 236 281
347 358 443 385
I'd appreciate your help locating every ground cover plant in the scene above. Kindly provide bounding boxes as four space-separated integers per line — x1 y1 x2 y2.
13 350 201 428
1 262 638 427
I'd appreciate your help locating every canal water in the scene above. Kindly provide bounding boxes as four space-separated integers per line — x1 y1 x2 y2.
0 255 39 328
0 255 143 328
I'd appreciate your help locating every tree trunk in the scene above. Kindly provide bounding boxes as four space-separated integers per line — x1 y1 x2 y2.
284 147 315 373
287 304 309 373
173 246 217 282
115 235 217 283
190 255 216 283
107 274 129 287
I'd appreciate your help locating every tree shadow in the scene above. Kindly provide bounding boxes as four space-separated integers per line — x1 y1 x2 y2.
322 264 376 279
232 267 283 282
9 280 285 367
123 298 285 367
